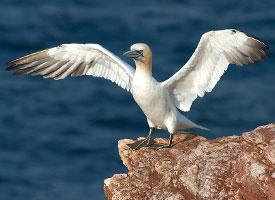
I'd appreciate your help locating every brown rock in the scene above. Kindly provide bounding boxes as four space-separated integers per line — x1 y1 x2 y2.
104 124 275 200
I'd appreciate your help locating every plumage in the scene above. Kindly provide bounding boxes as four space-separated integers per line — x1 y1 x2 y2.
6 44 134 92
5 29 268 149
162 29 268 112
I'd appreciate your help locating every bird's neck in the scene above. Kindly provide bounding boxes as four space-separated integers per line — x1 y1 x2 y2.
135 60 152 76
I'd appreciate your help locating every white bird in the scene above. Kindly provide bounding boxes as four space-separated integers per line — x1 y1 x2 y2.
5 29 268 149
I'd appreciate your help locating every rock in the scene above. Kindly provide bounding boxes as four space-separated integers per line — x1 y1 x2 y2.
104 124 275 200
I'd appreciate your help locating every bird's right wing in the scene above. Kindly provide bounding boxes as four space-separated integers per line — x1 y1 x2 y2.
162 29 268 112
5 44 135 92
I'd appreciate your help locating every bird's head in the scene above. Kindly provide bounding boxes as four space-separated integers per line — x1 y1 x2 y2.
123 43 152 70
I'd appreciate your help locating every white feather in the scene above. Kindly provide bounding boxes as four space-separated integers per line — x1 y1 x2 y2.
9 43 134 92
162 29 267 112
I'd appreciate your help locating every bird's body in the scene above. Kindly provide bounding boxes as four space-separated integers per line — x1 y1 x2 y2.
5 29 268 149
132 60 201 133
133 71 165 129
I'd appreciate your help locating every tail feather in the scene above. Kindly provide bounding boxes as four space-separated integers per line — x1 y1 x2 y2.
179 115 209 131
193 123 210 131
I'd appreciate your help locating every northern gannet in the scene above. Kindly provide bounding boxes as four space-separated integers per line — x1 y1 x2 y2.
5 29 268 149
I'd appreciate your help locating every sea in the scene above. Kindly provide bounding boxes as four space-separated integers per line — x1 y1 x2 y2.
0 0 274 199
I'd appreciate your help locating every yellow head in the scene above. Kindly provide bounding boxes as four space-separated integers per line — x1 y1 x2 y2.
123 43 152 73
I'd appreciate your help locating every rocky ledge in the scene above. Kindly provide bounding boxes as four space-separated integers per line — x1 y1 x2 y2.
104 124 275 200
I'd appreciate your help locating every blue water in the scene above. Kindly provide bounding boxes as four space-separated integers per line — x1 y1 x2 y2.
0 0 274 199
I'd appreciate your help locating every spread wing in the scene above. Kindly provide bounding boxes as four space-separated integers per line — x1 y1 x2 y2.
162 29 268 112
5 44 134 92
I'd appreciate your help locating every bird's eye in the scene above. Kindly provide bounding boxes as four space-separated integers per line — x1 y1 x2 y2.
137 50 144 57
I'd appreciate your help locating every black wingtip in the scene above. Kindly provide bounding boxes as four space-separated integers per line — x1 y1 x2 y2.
4 59 22 71
244 32 269 50
5 66 14 71
5 60 12 66
3 60 12 68
4 59 20 70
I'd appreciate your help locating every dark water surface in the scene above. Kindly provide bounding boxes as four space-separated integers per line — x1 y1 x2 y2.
0 0 274 199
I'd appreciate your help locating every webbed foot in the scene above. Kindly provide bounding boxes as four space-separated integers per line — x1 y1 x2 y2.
149 143 171 149
127 128 155 150
149 134 174 150
127 138 154 150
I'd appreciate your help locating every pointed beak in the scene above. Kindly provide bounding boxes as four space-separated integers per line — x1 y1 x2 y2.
123 50 143 59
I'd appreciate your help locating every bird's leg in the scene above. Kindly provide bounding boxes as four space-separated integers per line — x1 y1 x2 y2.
127 128 155 150
149 133 174 149
146 127 154 145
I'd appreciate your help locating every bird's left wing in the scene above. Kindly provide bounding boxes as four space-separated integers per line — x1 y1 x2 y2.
5 44 134 92
162 29 268 112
